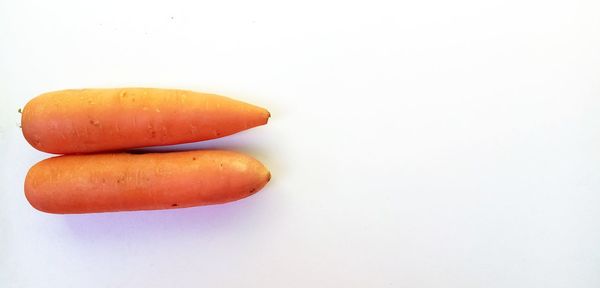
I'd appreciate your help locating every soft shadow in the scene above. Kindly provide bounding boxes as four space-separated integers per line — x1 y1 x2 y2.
131 127 271 155
63 193 266 242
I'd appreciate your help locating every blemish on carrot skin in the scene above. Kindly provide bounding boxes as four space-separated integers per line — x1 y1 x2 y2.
89 120 100 126
192 157 196 160
171 203 178 207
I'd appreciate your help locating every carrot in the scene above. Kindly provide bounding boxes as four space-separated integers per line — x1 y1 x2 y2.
24 150 271 214
21 88 270 154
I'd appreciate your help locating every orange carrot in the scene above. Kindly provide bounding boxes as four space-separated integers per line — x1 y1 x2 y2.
21 88 270 154
24 150 270 214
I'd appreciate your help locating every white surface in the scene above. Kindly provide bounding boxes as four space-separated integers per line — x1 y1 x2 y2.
1 0 600 287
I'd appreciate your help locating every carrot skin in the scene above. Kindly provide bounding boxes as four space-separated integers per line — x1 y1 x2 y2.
21 88 270 154
24 150 270 214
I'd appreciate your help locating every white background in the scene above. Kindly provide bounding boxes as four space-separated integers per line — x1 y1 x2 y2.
1 0 599 287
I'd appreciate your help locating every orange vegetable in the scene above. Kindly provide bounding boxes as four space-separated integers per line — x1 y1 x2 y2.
24 150 270 214
21 88 270 154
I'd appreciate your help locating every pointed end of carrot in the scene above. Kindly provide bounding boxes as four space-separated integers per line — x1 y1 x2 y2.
253 107 270 126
